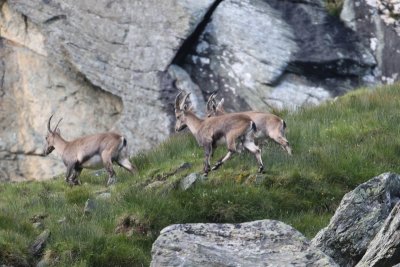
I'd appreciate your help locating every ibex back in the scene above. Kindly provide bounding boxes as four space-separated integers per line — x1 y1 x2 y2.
44 115 136 186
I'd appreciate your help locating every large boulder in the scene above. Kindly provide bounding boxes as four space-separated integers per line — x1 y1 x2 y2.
312 172 400 267
0 0 215 181
341 0 400 83
356 202 400 267
181 0 375 112
151 219 338 266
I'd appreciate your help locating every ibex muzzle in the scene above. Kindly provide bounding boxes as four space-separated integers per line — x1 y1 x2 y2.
44 115 136 186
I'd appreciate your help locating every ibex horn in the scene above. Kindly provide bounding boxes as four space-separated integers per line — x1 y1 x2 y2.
175 91 184 110
180 92 191 111
206 93 217 111
47 115 54 133
54 118 63 132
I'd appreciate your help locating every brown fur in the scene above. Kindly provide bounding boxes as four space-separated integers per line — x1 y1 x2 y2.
175 92 263 175
44 115 136 186
206 96 292 155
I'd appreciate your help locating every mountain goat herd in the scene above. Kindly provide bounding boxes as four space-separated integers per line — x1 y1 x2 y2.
43 91 291 185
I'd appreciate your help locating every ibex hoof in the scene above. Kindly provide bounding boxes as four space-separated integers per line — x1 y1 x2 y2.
258 166 264 173
67 179 81 186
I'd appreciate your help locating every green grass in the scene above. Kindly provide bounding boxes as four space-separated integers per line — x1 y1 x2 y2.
2 84 400 266
325 0 344 17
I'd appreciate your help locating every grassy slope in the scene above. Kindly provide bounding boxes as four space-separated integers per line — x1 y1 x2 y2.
2 84 400 266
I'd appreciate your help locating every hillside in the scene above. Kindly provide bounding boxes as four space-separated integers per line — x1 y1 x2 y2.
1 84 400 266
3 0 394 182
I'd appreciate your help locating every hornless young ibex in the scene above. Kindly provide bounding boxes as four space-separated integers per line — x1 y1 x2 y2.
44 115 136 186
206 93 292 155
175 91 264 175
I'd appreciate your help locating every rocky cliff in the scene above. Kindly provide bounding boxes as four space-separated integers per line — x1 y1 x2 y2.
0 0 398 181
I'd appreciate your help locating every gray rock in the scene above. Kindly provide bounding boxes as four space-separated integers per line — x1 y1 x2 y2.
95 192 111 200
83 198 95 215
266 75 331 111
312 172 400 267
179 172 206 190
356 202 400 267
32 222 44 230
168 65 206 118
181 0 375 112
151 219 338 267
30 229 50 257
341 0 400 84
145 181 166 191
182 0 297 112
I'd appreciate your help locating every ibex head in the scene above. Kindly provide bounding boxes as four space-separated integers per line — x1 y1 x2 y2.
206 93 225 117
44 115 62 155
174 91 192 132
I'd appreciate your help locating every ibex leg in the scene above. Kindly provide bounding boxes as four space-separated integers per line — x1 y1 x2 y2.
211 150 235 170
71 167 82 185
203 144 212 175
65 165 81 186
243 141 264 173
212 137 237 170
117 158 136 174
65 163 81 185
65 165 74 183
270 130 292 155
273 136 292 155
102 151 116 186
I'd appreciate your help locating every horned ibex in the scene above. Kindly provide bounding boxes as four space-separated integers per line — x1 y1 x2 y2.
44 115 136 186
206 93 292 155
175 91 264 175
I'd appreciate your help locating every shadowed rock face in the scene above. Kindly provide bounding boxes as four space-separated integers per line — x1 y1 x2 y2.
151 219 338 267
356 202 400 267
180 0 376 112
312 172 400 267
0 0 383 181
341 0 400 84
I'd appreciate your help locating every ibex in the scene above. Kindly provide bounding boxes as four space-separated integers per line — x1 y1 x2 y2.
175 91 264 175
206 93 292 155
44 115 136 186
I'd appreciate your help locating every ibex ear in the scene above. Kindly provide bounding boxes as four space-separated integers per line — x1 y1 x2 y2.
55 128 61 135
183 103 193 111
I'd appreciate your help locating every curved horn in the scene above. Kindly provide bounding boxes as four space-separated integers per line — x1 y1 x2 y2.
180 92 191 111
53 118 63 132
175 91 183 110
206 93 217 111
47 115 54 133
